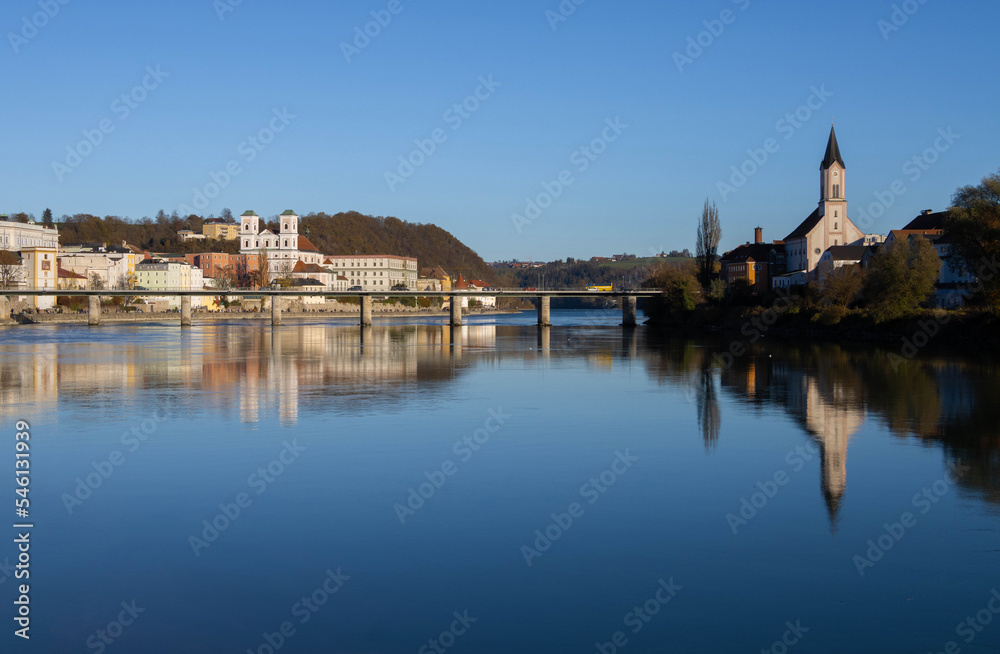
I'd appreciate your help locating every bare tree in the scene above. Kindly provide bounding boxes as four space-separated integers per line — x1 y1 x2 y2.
213 265 236 308
696 198 722 290
272 259 295 286
253 253 270 289
0 250 23 290
88 272 106 291
113 272 139 310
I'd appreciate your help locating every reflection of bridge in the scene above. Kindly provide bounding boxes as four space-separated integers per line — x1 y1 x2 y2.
9 289 659 327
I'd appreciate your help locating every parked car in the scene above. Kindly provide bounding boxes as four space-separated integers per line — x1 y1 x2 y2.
347 286 363 291
390 284 408 291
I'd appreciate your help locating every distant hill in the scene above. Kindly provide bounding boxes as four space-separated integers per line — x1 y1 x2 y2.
54 210 499 284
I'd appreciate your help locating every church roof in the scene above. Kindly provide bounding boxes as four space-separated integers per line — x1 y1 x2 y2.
281 210 298 216
241 210 258 217
822 125 845 169
785 208 822 241
297 236 320 252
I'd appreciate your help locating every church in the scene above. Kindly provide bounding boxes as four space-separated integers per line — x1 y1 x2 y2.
782 126 882 281
239 210 324 271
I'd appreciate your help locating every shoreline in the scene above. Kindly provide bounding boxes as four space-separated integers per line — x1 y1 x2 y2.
2 309 524 326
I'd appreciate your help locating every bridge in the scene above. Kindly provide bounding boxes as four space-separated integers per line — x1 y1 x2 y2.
4 288 661 327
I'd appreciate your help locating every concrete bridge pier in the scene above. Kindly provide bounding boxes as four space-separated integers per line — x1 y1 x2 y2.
449 296 462 326
361 295 373 327
88 295 101 326
537 296 551 326
271 296 282 326
537 325 551 355
622 296 638 328
180 296 192 327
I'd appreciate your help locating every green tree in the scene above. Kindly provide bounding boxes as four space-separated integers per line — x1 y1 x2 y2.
42 208 53 226
864 237 940 322
945 169 1000 309
821 264 865 307
696 199 722 289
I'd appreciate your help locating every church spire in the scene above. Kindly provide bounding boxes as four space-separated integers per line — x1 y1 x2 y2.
822 124 845 169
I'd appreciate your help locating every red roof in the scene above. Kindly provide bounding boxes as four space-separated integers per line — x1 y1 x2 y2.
454 274 468 290
298 236 320 252
57 267 86 280
292 261 329 274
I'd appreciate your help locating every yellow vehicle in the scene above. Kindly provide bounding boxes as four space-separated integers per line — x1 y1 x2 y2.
586 285 613 292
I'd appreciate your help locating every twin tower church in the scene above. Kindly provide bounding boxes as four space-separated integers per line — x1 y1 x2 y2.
721 126 884 290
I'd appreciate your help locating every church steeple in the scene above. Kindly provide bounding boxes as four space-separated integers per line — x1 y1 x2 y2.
822 124 845 169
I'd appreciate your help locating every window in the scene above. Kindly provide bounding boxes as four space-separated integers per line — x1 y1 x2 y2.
833 184 841 198
834 222 838 230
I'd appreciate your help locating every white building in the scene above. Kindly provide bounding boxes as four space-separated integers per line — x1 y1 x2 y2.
322 255 418 291
239 210 324 273
0 217 59 251
135 260 204 308
21 246 57 310
58 246 135 289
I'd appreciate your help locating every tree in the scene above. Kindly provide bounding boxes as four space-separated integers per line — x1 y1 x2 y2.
88 272 106 291
272 259 295 286
42 208 53 227
221 208 234 223
863 237 940 322
253 253 271 289
696 199 722 289
645 261 699 313
821 264 865 307
113 273 139 310
945 169 1000 309
0 250 23 289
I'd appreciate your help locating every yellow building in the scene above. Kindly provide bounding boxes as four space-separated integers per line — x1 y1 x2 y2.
22 246 57 309
203 222 241 240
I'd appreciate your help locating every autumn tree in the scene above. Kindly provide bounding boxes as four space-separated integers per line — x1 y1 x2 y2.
821 264 865 307
863 237 940 322
696 199 722 290
945 169 1000 309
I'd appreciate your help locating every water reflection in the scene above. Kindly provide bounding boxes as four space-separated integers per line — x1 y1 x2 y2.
2 323 997 520
644 334 1000 519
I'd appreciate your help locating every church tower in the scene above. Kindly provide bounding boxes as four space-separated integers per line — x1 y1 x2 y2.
819 125 847 244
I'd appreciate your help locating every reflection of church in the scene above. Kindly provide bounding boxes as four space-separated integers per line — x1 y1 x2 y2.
719 357 864 530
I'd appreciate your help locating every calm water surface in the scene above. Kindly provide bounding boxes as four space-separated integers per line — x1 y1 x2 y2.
1 310 998 653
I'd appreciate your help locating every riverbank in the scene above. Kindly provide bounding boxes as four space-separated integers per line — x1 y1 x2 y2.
3 308 522 326
646 302 1000 351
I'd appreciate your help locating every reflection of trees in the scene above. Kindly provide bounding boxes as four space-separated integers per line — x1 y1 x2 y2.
697 366 720 451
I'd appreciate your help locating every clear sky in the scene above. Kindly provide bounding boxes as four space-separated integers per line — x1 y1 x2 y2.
3 0 998 261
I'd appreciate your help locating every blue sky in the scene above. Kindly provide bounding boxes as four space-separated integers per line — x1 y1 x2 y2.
2 0 998 261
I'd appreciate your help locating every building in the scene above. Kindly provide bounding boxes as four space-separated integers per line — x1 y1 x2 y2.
135 260 204 308
453 275 497 308
322 255 418 291
782 126 880 280
719 227 786 292
58 244 136 289
239 210 324 272
57 264 87 290
21 246 57 309
817 246 867 279
177 230 206 243
290 261 347 291
0 216 59 251
202 220 241 241
418 267 451 292
893 210 976 307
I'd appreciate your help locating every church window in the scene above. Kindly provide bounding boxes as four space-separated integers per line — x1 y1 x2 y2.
834 222 838 230
833 184 841 198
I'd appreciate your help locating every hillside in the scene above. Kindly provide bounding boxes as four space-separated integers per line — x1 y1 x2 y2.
53 211 500 284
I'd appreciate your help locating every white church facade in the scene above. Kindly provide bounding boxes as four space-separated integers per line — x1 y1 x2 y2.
240 210 324 273
781 127 882 281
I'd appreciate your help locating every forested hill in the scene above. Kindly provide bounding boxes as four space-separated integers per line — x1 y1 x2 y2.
53 210 499 284
302 212 498 284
